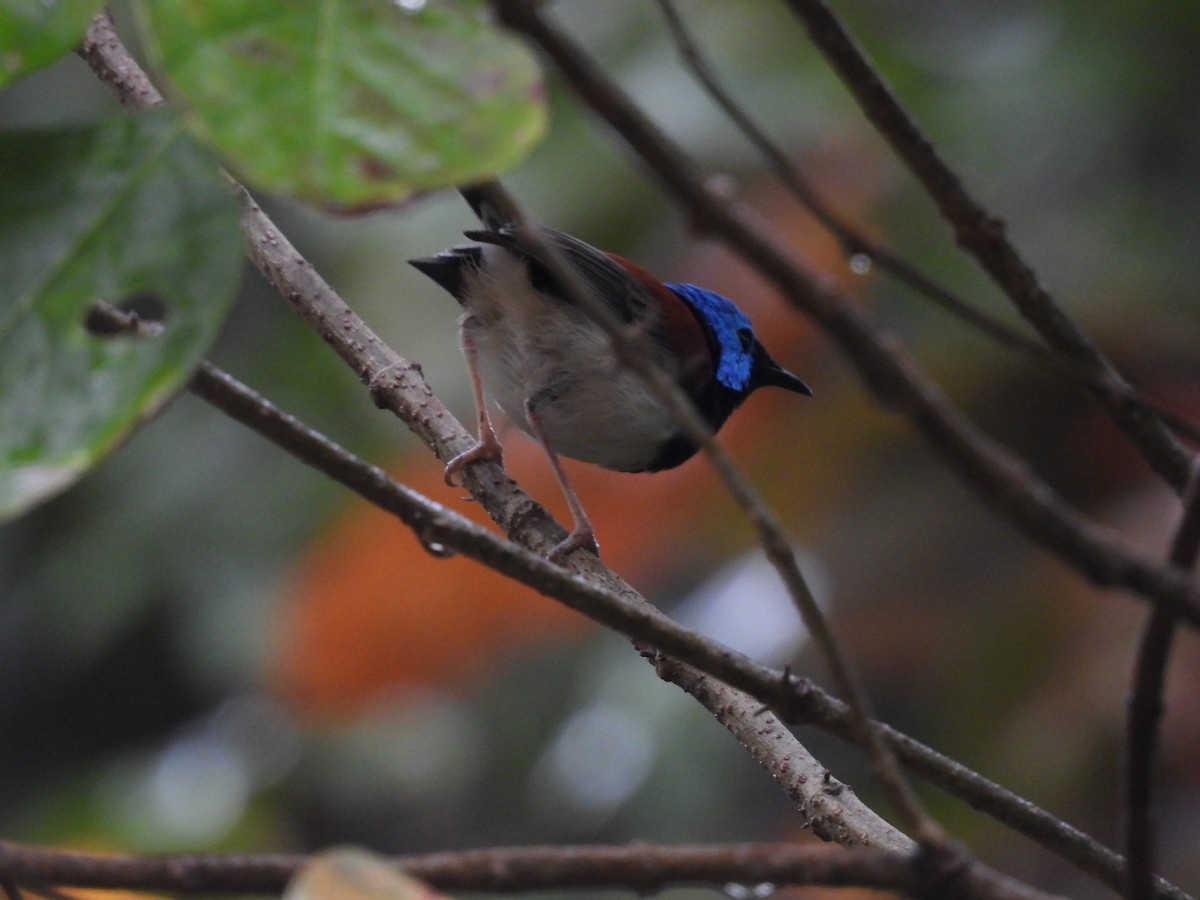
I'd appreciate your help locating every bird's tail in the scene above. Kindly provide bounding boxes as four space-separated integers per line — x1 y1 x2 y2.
459 181 521 232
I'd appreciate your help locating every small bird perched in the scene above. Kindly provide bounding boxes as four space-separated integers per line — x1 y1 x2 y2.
410 185 810 561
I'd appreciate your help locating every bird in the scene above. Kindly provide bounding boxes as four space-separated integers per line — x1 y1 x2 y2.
409 185 811 562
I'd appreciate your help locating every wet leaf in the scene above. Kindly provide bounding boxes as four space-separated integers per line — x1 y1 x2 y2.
133 0 547 207
0 110 242 518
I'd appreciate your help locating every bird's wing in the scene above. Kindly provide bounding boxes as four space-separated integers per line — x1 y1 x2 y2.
464 225 655 326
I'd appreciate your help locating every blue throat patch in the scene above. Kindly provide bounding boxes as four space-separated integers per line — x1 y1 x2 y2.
666 282 755 391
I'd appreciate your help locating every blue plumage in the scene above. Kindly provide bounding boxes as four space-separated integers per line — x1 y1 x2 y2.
409 186 811 561
665 282 755 392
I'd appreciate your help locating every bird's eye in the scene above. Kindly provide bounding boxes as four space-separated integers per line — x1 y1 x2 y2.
737 329 754 352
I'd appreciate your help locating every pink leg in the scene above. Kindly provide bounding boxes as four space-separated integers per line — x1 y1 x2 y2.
524 397 600 562
445 323 503 486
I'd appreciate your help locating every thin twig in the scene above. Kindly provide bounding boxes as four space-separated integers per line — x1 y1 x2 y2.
787 677 1194 900
780 0 1194 490
653 0 1039 345
77 9 164 108
0 839 1063 899
653 0 1200 447
1124 461 1200 899
487 0 1200 629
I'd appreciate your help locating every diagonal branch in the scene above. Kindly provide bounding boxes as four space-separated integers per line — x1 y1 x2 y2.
779 0 1194 491
652 0 1045 352
790 680 1194 900
87 323 1190 898
653 0 1200 447
651 652 914 852
187 359 913 852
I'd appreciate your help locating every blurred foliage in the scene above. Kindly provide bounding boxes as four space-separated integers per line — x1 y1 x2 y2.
1 1 1199 898
0 111 242 517
132 0 547 206
0 0 102 87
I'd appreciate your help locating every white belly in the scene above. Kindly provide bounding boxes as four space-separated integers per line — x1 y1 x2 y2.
460 248 678 471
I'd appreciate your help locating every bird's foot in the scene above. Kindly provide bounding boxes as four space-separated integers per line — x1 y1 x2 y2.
547 526 601 563
444 434 503 486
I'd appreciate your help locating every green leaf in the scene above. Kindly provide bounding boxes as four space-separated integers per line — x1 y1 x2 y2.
133 0 547 208
0 0 104 87
0 111 243 519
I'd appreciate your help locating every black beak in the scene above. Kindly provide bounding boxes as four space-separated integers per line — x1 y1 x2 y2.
760 363 812 396
753 344 812 396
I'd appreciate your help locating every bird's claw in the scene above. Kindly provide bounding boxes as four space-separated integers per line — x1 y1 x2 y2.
547 527 601 563
444 437 503 486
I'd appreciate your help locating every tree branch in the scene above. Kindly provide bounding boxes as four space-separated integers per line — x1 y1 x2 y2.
1125 461 1200 899
77 9 164 109
652 0 1200 447
0 839 1064 899
652 0 1045 351
647 651 914 854
788 678 1194 900
779 0 1194 490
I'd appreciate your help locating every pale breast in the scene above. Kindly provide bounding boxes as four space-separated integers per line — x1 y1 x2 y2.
459 248 680 471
